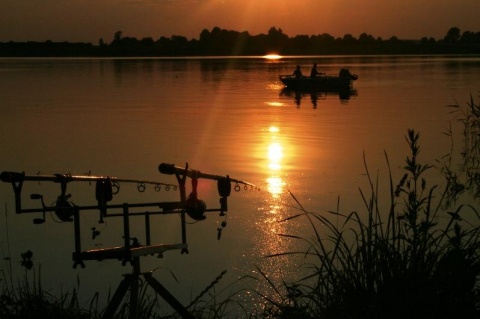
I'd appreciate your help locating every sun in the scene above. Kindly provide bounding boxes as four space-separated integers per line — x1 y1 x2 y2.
263 54 282 60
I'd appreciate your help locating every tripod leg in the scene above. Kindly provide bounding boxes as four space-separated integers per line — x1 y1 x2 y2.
102 276 131 319
144 273 195 319
129 274 139 319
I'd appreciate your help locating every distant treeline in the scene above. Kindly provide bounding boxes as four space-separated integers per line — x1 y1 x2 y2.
1 26 480 57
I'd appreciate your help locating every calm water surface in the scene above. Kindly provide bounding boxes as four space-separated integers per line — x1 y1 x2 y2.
0 55 479 309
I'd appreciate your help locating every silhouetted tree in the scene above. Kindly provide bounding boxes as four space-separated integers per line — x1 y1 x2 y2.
359 33 375 44
113 31 123 44
267 27 288 52
288 35 311 54
444 27 461 43
140 37 154 46
342 34 356 43
319 33 335 44
389 36 399 42
460 31 476 43
199 29 211 45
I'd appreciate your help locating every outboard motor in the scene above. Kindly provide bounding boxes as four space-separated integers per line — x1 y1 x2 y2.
339 68 358 80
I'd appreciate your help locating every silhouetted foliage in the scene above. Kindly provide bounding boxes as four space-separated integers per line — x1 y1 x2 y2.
254 130 480 319
1 26 480 57
444 27 461 43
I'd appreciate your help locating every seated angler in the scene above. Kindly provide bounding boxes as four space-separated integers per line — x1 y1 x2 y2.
310 63 324 78
293 65 303 78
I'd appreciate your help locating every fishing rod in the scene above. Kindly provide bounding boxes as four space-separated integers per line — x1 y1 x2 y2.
158 163 260 191
1 163 260 222
0 171 177 190
0 170 179 224
1 163 260 252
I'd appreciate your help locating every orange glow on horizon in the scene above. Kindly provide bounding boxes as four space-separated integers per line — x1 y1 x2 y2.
263 54 282 60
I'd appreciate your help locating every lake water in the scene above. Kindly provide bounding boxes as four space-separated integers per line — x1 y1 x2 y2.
0 55 479 313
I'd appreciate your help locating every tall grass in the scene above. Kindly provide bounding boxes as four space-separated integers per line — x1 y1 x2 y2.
0 260 99 319
257 129 480 319
441 94 480 205
0 256 247 319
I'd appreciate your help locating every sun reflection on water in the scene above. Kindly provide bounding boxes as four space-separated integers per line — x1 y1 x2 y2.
261 124 289 240
250 123 304 301
265 127 285 197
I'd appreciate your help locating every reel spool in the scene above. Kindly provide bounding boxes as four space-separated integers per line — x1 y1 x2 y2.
185 194 207 221
54 195 75 222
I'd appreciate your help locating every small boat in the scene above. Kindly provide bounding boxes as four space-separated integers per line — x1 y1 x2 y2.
279 68 358 91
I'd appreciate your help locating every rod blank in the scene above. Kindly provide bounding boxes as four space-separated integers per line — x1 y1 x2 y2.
158 163 259 189
0 171 176 187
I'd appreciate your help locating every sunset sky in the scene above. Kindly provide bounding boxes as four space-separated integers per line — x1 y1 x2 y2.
1 0 479 43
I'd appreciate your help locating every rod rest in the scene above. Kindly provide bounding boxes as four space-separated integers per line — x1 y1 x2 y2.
74 243 188 262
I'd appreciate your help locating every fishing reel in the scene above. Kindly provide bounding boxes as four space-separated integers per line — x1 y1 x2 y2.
54 194 75 222
184 175 207 221
52 174 76 222
183 175 231 221
29 174 79 223
185 195 207 221
29 192 76 223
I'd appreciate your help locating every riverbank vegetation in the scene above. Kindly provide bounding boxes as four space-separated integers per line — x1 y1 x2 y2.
246 96 480 318
2 96 480 318
1 26 480 57
253 129 480 318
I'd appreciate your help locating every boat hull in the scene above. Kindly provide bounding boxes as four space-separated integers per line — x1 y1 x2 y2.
280 75 353 91
280 86 357 102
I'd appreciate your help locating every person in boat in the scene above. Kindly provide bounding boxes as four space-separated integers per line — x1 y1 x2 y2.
292 65 303 78
310 63 324 78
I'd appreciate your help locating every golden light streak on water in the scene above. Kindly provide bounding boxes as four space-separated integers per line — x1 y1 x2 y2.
268 143 282 170
265 126 286 198
265 101 284 107
268 126 279 133
266 176 283 195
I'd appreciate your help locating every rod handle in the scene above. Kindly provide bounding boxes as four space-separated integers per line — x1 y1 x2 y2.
158 163 176 175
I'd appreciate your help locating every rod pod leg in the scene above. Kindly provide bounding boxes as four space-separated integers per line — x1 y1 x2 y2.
144 273 195 319
102 276 131 319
